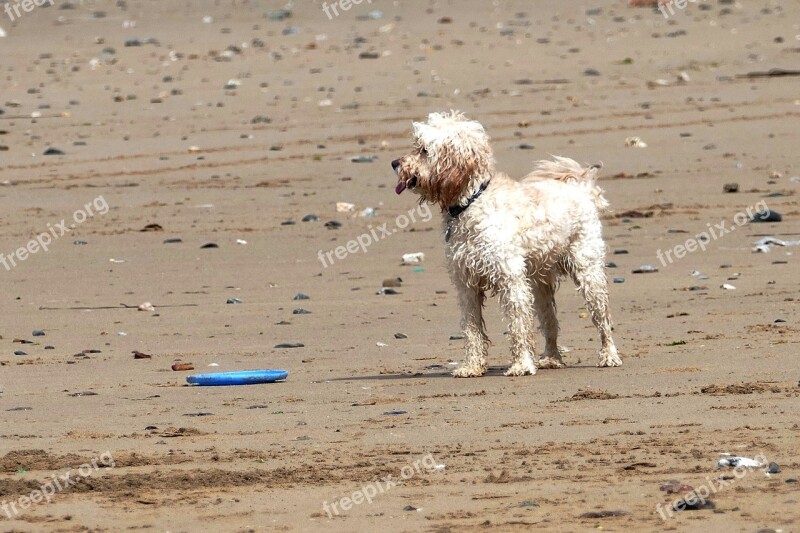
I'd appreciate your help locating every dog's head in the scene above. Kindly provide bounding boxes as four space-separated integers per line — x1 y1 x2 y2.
392 111 494 211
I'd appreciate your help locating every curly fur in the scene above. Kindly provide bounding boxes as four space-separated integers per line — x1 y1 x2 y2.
392 111 622 377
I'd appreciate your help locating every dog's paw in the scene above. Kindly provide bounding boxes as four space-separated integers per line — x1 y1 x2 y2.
597 349 622 367
503 360 537 376
538 356 566 369
453 366 486 378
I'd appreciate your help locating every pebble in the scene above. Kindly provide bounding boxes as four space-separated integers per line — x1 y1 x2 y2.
382 278 402 287
301 214 319 222
350 155 377 163
44 346 54 350
723 183 739 193
226 298 242 304
250 115 271 124
43 147 65 155
324 220 342 229
281 220 295 226
613 277 625 283
275 342 304 348
394 333 408 339
774 319 786 323
613 249 628 255
32 330 45 336
632 265 658 274
720 283 736 290
292 308 311 314
138 302 155 312
377 288 399 295
768 462 781 474
163 238 182 244
384 410 408 415
73 240 88 245
606 262 617 268
293 293 310 300
14 350 27 356
449 334 465 340
751 210 782 222
171 363 194 371
200 242 219 248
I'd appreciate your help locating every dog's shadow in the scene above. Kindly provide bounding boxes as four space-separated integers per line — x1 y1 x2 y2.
326 363 604 382
328 365 532 381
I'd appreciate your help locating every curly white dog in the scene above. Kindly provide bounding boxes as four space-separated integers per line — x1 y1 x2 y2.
392 111 622 377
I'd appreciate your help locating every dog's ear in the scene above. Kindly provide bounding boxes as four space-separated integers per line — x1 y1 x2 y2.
430 121 493 210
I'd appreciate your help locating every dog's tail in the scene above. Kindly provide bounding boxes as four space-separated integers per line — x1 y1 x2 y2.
525 156 610 211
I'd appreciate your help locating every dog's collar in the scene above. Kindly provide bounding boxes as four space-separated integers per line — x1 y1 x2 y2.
447 181 490 218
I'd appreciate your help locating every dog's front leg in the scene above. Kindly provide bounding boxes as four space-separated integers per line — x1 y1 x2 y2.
452 281 489 378
499 279 538 376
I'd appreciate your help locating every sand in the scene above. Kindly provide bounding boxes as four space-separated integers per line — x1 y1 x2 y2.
1 0 798 531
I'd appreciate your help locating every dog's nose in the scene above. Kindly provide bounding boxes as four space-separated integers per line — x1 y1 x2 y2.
391 159 401 171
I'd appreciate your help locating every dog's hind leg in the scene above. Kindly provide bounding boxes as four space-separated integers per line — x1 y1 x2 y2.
499 275 538 376
569 252 622 368
452 281 489 378
532 277 565 369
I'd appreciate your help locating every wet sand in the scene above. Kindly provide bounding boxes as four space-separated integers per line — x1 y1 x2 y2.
1 1 799 531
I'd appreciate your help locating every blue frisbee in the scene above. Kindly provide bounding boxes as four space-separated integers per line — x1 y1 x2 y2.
186 369 288 386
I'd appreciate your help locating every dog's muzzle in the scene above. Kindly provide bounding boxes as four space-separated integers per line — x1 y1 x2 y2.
391 159 417 194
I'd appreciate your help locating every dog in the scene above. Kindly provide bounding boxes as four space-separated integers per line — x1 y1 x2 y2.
391 111 621 377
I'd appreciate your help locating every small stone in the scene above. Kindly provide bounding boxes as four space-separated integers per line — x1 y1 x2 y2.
751 210 782 223
377 288 399 295
32 330 45 336
132 351 152 359
44 345 54 350
606 262 617 268
394 333 408 339
768 462 781 474
613 277 625 283
200 242 219 248
14 350 27 356
171 363 194 371
163 238 182 244
613 249 628 255
632 265 658 274
382 278 402 287
301 214 319 222
292 308 311 314
723 183 739 193
43 147 65 155
275 342 304 348
402 505 418 511
584 68 601 76
293 293 310 300
384 410 408 415
281 220 295 226
449 334 465 340
73 240 88 245
226 298 243 304
324 220 342 229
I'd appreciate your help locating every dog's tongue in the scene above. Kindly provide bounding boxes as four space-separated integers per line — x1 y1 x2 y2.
395 181 406 195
